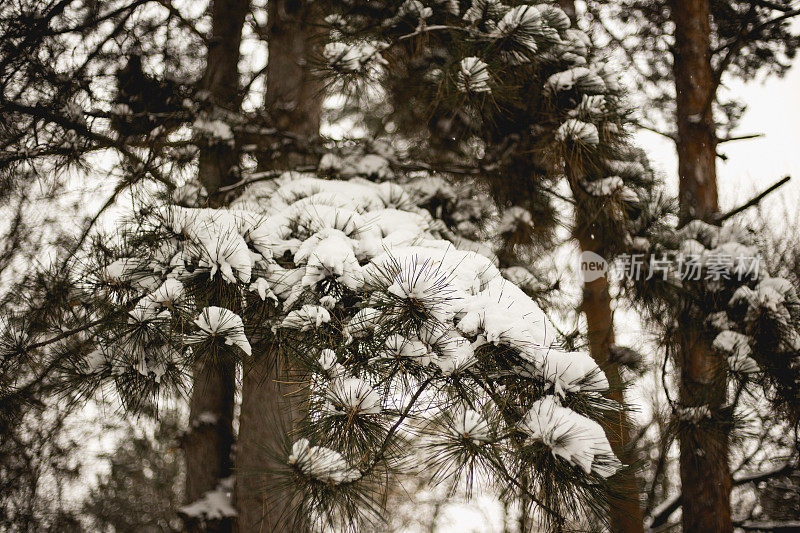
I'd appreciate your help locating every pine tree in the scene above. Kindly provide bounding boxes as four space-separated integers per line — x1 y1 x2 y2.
622 214 800 530
17 3 800 533
0 1 244 530
586 0 800 147
580 2 800 528
317 2 654 529
669 3 732 531
1 2 694 531
558 3 645 532
0 2 660 531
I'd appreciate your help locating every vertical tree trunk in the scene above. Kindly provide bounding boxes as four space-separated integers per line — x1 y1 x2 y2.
576 233 645 533
568 205 644 533
235 2 323 531
260 1 323 146
671 0 719 223
236 340 304 532
669 0 732 532
196 0 250 202
183 1 249 531
554 3 645 532
185 364 237 504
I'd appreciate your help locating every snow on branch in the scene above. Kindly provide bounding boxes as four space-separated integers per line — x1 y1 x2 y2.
90 158 623 528
179 477 236 522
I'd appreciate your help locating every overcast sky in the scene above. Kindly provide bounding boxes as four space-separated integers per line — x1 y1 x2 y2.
635 62 800 226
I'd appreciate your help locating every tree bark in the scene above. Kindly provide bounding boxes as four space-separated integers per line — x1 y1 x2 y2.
235 2 323 531
670 0 719 223
554 3 645 531
184 363 237 503
261 0 323 152
574 229 645 533
669 0 732 531
236 340 304 532
196 0 250 204
183 1 249 531
676 325 732 533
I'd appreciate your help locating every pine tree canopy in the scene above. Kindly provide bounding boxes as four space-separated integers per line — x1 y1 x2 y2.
587 0 800 137
320 0 656 256
72 157 632 529
625 218 800 425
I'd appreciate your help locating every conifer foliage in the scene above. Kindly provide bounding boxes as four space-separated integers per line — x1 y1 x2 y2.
321 0 653 256
627 219 800 425
15 1 800 531
78 156 626 529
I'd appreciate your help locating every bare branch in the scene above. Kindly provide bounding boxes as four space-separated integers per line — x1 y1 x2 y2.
718 133 765 144
738 520 800 531
648 460 796 528
630 118 676 142
154 0 210 45
711 8 800 94
3 101 174 189
715 175 791 223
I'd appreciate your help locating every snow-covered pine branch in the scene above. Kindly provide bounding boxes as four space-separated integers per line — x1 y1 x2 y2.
319 0 653 262
85 155 625 530
626 218 800 424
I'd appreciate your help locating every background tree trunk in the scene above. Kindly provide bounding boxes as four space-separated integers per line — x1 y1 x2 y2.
555 4 645 532
669 0 732 531
261 0 323 150
235 2 324 531
184 365 236 503
571 205 645 533
671 0 719 223
576 232 645 533
183 1 249 531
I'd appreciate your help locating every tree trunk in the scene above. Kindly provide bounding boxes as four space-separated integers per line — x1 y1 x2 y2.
184 363 237 502
554 5 645 530
235 2 323 531
183 1 249 531
669 0 732 531
670 0 719 223
572 225 645 533
236 340 305 532
676 322 732 533
261 0 323 154
196 0 250 204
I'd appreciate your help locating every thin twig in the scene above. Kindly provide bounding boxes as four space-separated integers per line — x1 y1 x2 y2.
351 377 433 480
631 119 676 142
155 0 210 45
710 8 800 107
715 175 791 223
397 25 474 41
717 133 764 144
